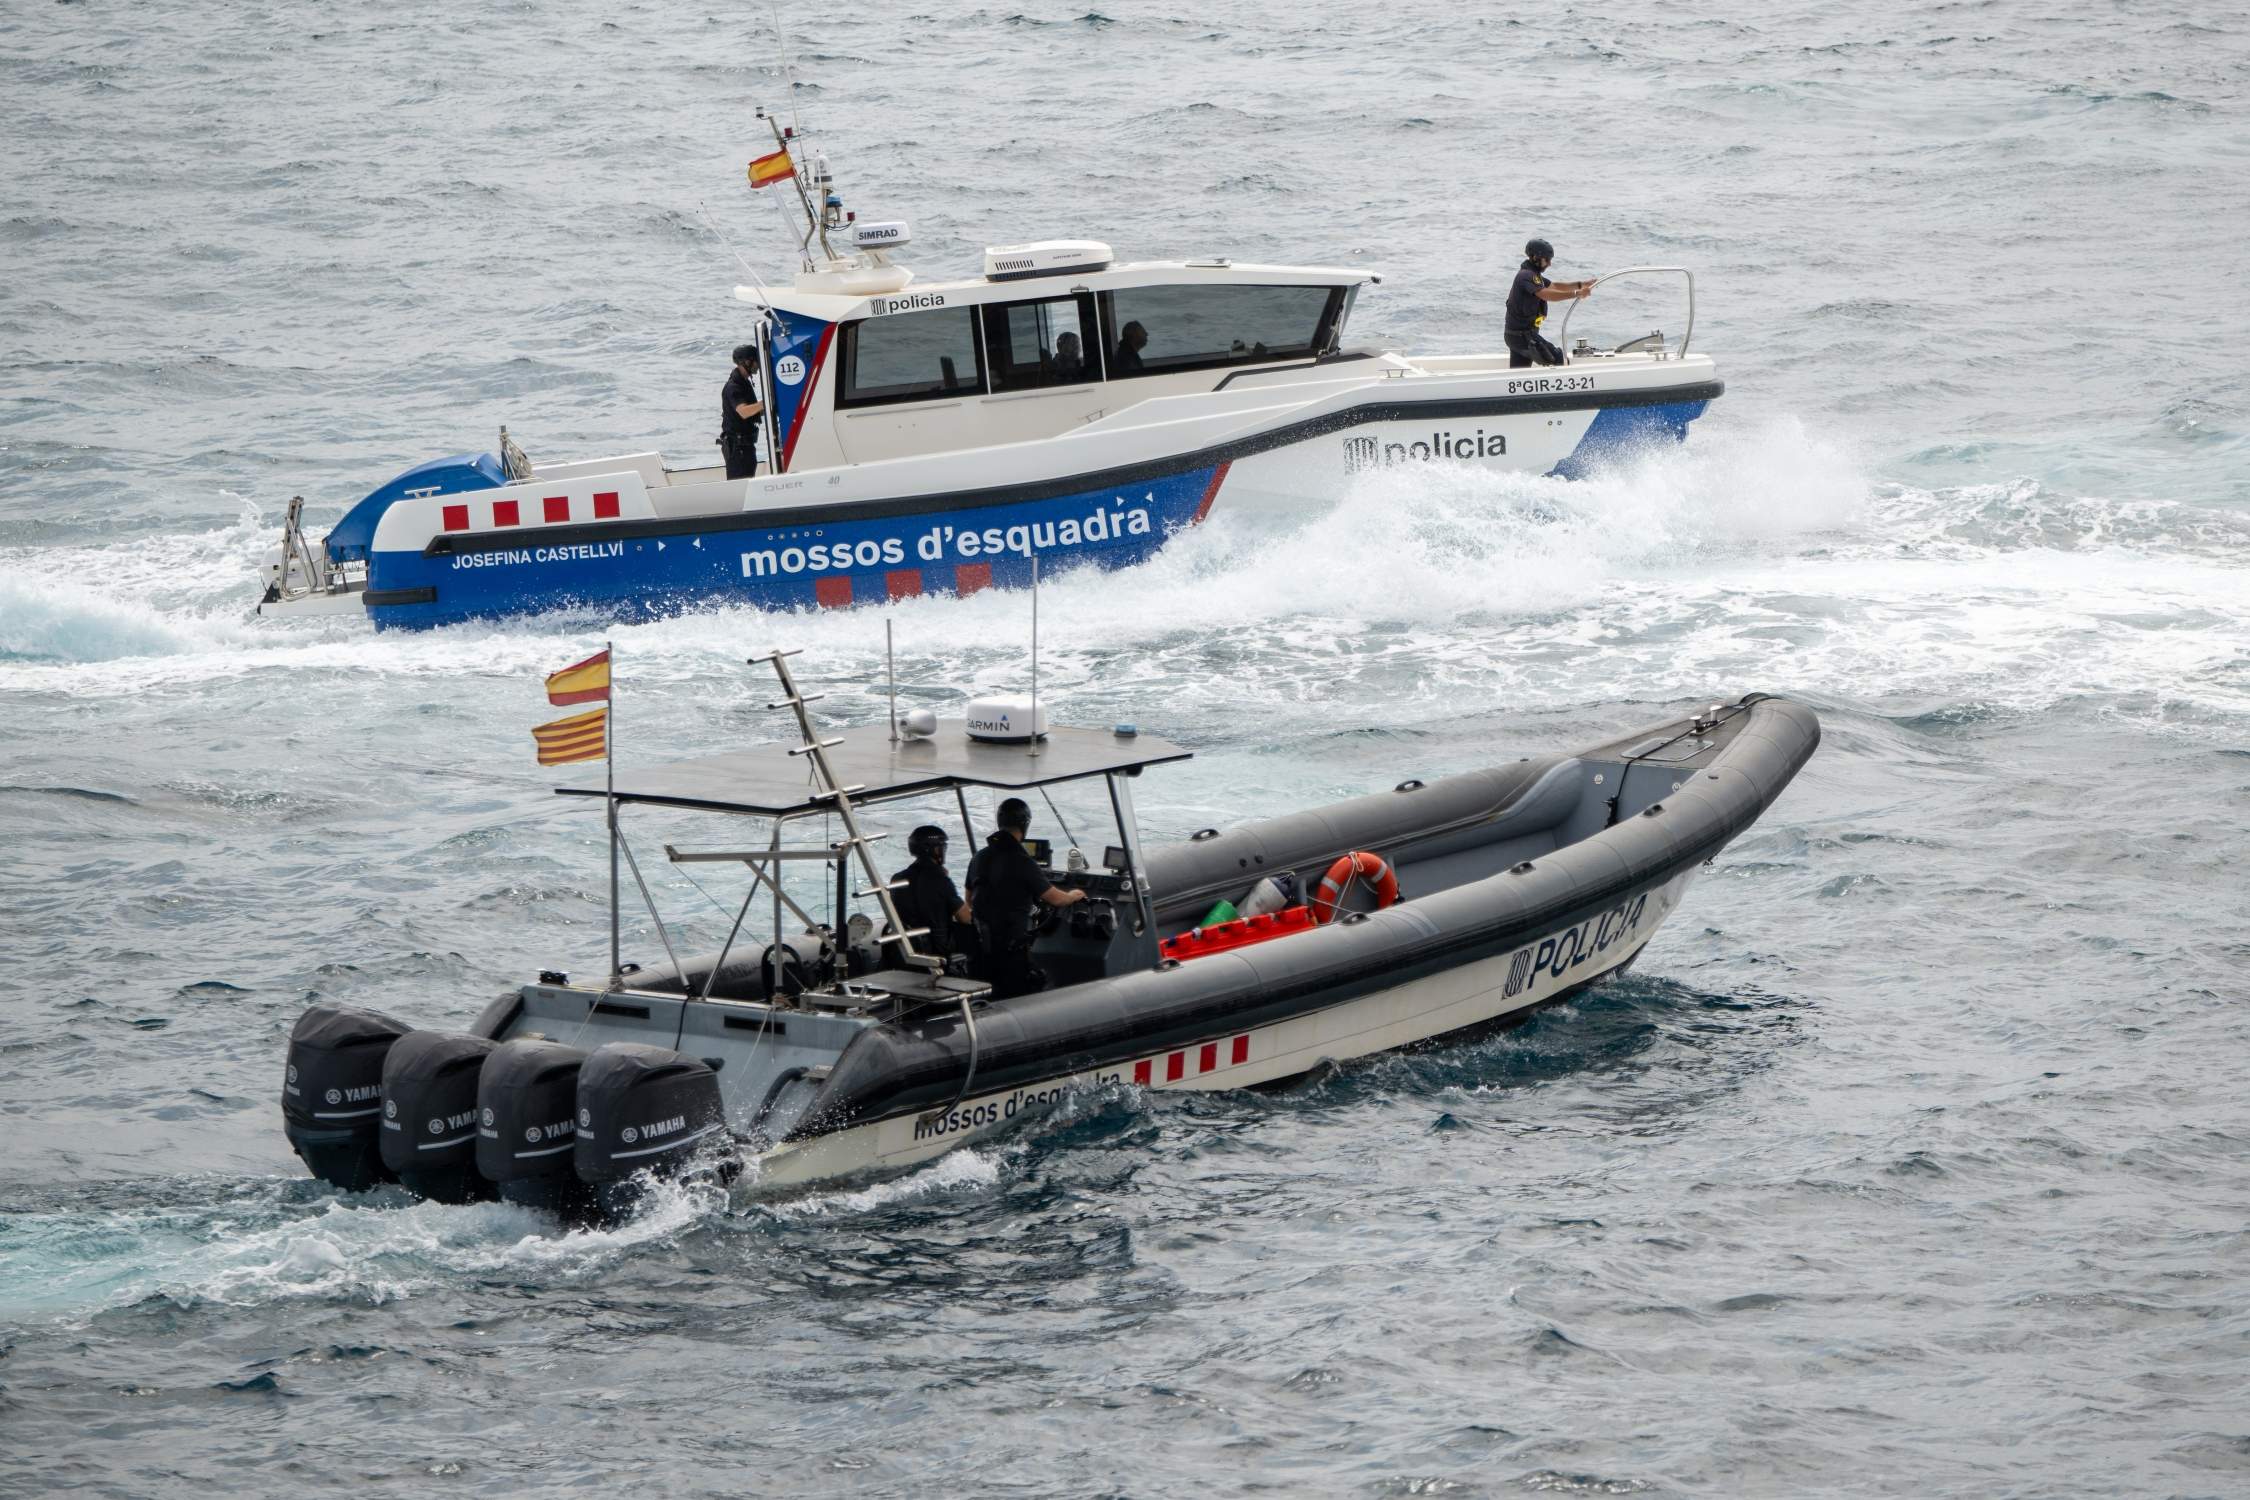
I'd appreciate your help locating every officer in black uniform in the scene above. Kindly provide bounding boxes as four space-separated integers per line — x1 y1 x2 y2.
719 344 764 480
890 825 973 967
1504 238 1593 369
965 797 1086 999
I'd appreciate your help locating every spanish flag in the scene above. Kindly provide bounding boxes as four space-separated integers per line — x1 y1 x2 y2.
533 707 609 766
748 148 794 190
545 649 611 706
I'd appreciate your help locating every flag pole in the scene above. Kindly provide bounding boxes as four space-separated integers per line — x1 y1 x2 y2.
606 637 621 990
1028 554 1040 760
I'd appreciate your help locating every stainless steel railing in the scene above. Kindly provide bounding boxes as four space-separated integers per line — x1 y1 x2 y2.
1558 265 1696 363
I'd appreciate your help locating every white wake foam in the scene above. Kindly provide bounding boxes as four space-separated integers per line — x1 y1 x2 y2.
0 1176 726 1320
5 421 2244 733
752 1145 1012 1219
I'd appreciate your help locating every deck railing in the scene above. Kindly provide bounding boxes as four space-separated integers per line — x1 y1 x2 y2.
1558 266 1696 363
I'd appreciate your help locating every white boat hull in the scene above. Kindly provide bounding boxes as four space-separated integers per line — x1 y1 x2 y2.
262 354 1718 629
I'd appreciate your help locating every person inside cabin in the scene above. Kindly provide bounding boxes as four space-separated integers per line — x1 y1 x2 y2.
966 797 1087 999
1114 320 1148 374
718 343 765 479
1052 331 1087 383
1504 238 1593 369
892 825 974 969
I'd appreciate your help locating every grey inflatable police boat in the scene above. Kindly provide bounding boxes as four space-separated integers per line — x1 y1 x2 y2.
281 651 1819 1216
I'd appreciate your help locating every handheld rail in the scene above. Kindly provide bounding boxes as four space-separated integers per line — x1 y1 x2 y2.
758 649 940 974
1559 265 1696 364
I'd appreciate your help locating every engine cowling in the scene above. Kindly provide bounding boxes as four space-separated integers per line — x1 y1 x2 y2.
281 1003 411 1193
575 1043 728 1218
379 1031 497 1204
474 1039 590 1215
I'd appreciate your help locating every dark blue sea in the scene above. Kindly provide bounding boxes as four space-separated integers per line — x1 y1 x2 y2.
4 3 2248 1495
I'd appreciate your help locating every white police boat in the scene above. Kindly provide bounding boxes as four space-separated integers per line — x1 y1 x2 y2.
259 115 1720 630
279 649 1817 1210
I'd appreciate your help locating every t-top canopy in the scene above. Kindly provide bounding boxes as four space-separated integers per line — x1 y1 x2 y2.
555 719 1191 818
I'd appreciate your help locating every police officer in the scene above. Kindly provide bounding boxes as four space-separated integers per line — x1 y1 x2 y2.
965 797 1086 999
1504 238 1593 369
891 825 973 966
719 344 765 480
1114 320 1148 373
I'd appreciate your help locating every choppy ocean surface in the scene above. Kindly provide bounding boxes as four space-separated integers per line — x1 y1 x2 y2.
4 2 2248 1495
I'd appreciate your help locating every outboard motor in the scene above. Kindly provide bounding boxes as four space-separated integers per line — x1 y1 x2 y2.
575 1043 730 1221
282 1003 411 1192
475 1039 591 1216
379 1031 498 1204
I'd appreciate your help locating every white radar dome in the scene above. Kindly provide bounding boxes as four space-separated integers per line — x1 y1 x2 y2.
852 220 911 250
963 695 1047 743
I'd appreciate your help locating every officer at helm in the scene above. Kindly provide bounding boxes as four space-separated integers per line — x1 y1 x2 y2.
891 825 973 967
966 797 1086 999
1505 238 1593 369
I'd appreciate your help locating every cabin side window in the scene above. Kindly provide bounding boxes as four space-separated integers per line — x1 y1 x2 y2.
837 308 986 408
1097 284 1344 379
980 293 1102 392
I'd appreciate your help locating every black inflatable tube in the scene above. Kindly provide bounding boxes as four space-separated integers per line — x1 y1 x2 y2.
789 696 1818 1139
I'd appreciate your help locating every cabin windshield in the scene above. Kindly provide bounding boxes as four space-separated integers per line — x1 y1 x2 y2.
1098 283 1345 378
829 279 1353 414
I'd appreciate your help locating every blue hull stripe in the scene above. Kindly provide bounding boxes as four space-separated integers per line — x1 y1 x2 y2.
365 399 1709 629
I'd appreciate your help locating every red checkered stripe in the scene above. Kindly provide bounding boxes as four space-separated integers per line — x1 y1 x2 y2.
809 562 998 610
439 490 625 534
1131 1032 1253 1087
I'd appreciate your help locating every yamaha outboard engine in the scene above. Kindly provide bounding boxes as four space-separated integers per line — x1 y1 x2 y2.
282 1003 411 1192
575 1043 729 1221
379 1031 498 1204
475 1039 591 1216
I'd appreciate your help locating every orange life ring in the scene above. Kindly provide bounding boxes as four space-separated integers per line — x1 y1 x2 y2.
1311 850 1399 923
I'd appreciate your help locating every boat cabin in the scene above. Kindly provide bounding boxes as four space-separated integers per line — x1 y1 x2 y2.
741 243 1381 473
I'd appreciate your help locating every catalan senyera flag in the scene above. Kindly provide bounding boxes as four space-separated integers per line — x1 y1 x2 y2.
545 649 611 706
533 707 609 766
748 148 795 189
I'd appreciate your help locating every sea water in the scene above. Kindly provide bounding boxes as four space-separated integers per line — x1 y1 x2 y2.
3 3 2247 1495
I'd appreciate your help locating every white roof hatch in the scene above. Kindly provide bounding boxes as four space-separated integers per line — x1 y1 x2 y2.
984 240 1113 282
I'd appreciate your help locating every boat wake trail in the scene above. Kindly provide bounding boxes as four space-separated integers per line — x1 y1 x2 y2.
0 498 273 666
4 417 2242 742
0 1175 726 1322
0 569 208 664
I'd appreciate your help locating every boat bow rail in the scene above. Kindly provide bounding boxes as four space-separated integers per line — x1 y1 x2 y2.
1558 265 1696 363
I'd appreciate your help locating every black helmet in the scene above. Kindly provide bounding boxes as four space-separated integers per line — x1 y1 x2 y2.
996 797 1032 833
1525 238 1555 263
908 824 948 860
731 343 757 365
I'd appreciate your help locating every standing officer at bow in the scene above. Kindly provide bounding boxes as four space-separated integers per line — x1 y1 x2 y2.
1505 238 1593 369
